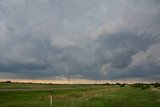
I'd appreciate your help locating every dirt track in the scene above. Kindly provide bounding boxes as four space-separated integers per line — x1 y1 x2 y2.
0 88 78 91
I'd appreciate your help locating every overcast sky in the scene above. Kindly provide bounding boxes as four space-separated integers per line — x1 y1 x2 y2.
0 0 160 82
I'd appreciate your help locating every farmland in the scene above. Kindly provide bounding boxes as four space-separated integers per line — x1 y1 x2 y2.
0 82 160 107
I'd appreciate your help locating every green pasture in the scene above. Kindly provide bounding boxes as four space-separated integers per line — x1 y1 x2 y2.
0 83 160 107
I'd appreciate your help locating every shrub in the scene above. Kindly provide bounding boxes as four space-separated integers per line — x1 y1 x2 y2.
131 83 150 90
141 85 150 90
131 83 145 88
120 84 125 87
153 82 160 88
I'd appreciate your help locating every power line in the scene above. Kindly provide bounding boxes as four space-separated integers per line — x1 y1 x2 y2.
124 71 126 85
33 74 35 83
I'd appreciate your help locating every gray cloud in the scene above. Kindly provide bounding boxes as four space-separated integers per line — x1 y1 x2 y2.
0 0 160 81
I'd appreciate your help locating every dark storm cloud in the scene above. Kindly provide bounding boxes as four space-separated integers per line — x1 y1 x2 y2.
95 32 158 68
0 0 160 81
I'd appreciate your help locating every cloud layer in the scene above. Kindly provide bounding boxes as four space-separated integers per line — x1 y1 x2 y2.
0 0 160 81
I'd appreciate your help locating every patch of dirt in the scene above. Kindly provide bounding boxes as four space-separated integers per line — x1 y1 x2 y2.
151 88 160 92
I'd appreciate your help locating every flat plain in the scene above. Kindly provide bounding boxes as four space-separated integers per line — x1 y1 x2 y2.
0 83 160 107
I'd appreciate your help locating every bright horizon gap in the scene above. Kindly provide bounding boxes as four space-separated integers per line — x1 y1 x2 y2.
0 78 157 84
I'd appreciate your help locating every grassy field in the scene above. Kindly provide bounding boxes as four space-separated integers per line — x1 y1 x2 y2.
0 83 160 107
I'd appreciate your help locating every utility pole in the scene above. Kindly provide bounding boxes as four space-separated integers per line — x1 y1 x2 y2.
33 74 35 83
61 78 62 84
69 75 71 85
124 71 126 85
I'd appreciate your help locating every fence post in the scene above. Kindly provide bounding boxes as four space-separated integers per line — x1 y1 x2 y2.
50 91 52 107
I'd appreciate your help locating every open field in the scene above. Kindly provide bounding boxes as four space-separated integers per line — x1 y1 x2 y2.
0 83 160 107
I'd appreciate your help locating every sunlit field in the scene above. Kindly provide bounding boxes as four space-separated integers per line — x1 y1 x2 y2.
0 82 160 107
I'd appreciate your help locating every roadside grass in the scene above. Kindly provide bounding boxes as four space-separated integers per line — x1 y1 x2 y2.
0 82 95 89
0 84 160 107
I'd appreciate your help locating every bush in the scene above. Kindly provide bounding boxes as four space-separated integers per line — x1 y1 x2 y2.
153 82 160 88
120 84 125 87
131 83 150 90
141 85 150 90
131 83 144 88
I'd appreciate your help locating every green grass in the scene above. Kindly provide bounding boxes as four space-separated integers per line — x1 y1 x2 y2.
0 83 160 107
0 82 102 89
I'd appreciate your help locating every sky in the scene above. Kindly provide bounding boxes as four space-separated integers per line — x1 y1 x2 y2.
0 0 160 83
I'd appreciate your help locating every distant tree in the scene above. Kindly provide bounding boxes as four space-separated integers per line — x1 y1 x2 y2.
115 83 121 85
105 83 110 85
5 81 11 83
153 82 160 88
49 83 53 85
